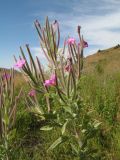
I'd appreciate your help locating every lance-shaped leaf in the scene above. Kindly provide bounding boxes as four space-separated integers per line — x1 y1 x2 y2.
40 125 53 131
61 120 68 135
47 136 68 151
70 143 79 155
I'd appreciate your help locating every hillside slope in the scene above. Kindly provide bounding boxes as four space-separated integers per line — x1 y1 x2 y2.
84 44 120 74
1 44 120 79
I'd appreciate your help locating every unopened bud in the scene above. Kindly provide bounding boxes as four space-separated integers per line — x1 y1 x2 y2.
35 20 40 27
26 44 29 47
52 20 58 33
77 25 81 34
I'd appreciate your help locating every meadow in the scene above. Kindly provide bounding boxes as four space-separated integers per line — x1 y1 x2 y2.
0 18 120 160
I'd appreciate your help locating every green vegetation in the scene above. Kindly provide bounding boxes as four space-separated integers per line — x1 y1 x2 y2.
0 18 120 160
1 71 120 160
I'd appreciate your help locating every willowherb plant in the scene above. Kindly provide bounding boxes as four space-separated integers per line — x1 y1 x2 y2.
14 17 102 159
0 69 22 160
14 17 86 109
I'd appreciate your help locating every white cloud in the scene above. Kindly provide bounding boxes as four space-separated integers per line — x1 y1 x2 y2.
31 47 48 66
48 11 120 55
32 0 120 56
31 47 46 59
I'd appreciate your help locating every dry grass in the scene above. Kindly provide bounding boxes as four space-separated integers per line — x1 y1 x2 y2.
0 68 25 88
84 44 120 74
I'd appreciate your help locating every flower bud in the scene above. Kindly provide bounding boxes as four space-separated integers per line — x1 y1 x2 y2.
77 25 81 34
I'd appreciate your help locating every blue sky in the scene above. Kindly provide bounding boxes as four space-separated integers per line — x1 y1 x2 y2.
0 0 120 68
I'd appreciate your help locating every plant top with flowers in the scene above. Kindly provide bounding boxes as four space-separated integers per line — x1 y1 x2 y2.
14 17 102 159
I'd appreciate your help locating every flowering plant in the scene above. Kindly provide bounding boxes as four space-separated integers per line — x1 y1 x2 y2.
0 69 22 160
14 17 101 159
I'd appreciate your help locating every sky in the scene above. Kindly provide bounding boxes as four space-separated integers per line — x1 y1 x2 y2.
0 0 120 68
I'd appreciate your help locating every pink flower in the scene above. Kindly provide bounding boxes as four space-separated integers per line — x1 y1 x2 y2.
44 74 56 87
64 65 72 72
78 40 88 48
50 74 56 81
14 59 26 68
83 40 88 48
64 57 72 72
2 73 11 80
66 38 76 45
28 89 36 97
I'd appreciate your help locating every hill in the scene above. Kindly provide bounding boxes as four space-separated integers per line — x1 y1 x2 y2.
84 44 120 74
1 44 120 81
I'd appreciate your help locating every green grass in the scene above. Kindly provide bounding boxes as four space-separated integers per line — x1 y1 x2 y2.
3 72 119 160
1 46 120 159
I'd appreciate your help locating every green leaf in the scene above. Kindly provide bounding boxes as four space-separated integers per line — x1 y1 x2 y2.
94 122 102 128
70 143 79 155
63 106 72 114
81 129 86 133
48 136 68 151
40 125 53 131
48 137 63 151
61 120 68 135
